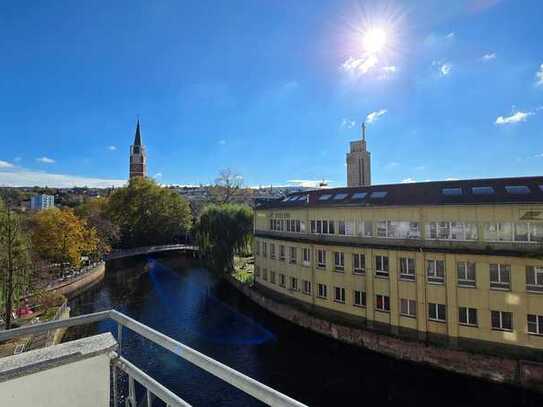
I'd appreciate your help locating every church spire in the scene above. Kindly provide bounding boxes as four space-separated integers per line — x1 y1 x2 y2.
134 119 142 146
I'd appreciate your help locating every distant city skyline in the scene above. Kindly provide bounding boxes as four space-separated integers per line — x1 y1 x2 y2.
0 0 542 188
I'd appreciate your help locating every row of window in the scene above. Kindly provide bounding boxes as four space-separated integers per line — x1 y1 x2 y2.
266 219 543 243
255 242 543 292
255 268 543 336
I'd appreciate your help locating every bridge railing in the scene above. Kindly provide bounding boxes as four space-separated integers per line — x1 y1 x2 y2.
106 244 198 260
0 310 306 407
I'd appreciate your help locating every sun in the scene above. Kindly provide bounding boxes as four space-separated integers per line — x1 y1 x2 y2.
362 27 387 54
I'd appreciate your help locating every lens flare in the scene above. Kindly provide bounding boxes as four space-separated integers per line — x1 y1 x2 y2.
362 27 387 54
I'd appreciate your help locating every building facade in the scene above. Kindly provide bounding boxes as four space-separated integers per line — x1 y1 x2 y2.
129 120 147 179
30 194 54 210
253 177 543 357
346 123 371 187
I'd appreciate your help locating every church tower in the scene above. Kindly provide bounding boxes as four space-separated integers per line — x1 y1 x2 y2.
346 122 371 187
129 120 147 179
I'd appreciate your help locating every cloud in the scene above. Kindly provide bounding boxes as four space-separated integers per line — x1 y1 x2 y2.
218 139 227 145
385 162 399 169
36 156 55 164
446 32 455 39
366 109 387 124
13 156 22 162
424 32 456 47
445 177 459 181
534 153 543 158
154 172 163 179
287 179 330 188
108 145 117 151
340 119 356 129
481 53 496 61
401 178 416 183
536 64 543 87
495 111 533 125
432 61 452 76
0 168 125 188
342 55 378 76
382 66 397 73
415 165 426 171
0 160 14 169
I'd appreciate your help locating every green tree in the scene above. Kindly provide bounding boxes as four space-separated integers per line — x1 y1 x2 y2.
194 203 253 273
76 197 120 257
106 177 192 248
0 199 32 329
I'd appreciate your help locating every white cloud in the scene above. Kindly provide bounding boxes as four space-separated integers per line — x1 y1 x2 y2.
446 32 455 39
218 139 227 145
13 156 22 162
0 160 14 169
536 64 543 87
341 118 355 129
481 53 496 61
495 111 533 125
287 179 330 188
342 55 378 76
36 156 55 164
366 109 387 124
534 153 543 158
415 165 426 171
0 169 125 188
385 161 399 169
445 177 459 181
383 65 397 73
440 63 452 76
154 172 163 179
401 178 416 183
108 145 117 151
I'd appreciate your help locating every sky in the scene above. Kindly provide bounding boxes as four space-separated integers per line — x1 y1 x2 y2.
0 0 542 188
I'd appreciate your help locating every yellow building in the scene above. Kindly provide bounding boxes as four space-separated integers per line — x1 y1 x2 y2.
253 177 543 357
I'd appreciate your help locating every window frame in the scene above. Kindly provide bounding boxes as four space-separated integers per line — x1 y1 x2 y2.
376 294 390 312
334 287 346 303
353 290 367 307
457 261 476 287
317 283 327 299
334 251 345 272
400 298 417 318
375 255 389 278
526 266 543 292
491 310 513 331
399 257 416 281
489 264 511 290
352 253 366 274
428 303 447 322
427 259 445 284
458 307 478 326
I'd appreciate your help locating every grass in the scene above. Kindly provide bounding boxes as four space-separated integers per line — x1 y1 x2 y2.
233 255 254 285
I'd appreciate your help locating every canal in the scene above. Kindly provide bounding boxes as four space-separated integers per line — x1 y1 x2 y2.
66 254 543 406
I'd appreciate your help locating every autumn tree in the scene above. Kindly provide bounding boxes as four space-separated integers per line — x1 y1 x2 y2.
31 208 100 269
76 197 119 257
0 199 32 329
106 177 192 248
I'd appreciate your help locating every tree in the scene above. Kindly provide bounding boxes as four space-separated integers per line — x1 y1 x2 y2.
106 177 192 248
0 199 31 329
76 197 119 257
194 203 253 273
209 168 244 204
31 208 99 269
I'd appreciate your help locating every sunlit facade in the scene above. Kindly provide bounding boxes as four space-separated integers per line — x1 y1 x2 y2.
253 176 543 356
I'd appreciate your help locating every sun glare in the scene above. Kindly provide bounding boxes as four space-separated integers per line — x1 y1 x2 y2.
362 27 387 54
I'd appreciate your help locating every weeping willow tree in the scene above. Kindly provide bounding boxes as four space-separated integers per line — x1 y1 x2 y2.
194 204 253 274
0 199 32 329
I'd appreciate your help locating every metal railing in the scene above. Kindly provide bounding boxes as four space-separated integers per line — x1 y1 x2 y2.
0 310 307 407
106 244 198 261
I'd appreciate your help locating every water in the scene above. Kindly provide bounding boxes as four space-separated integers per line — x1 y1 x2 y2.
67 254 543 406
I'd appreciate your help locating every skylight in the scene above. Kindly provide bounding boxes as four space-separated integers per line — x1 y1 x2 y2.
442 187 462 196
281 197 289 202
287 195 299 201
370 191 387 198
472 186 495 195
505 185 530 194
539 185 543 192
297 195 307 201
334 193 349 200
351 192 367 200
318 194 333 201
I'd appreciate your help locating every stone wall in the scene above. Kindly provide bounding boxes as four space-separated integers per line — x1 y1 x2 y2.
47 263 106 299
227 277 543 393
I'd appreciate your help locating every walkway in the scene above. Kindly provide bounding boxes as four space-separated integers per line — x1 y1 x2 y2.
105 244 198 261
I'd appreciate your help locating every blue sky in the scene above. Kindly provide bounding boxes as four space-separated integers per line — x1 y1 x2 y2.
0 0 542 188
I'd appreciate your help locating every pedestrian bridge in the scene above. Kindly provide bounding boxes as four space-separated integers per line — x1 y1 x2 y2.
105 244 198 261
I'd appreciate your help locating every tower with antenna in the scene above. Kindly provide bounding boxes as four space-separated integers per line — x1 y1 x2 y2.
346 120 371 187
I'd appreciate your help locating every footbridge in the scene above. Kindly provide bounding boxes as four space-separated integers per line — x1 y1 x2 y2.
105 244 198 261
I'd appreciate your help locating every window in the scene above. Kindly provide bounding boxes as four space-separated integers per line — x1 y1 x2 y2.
279 245 285 261
375 255 389 277
400 299 416 317
428 303 446 322
254 266 260 277
318 194 332 201
354 290 366 307
491 310 513 331
311 219 335 234
370 191 388 198
438 222 450 239
526 266 543 292
399 257 416 280
505 185 530 194
262 242 267 257
376 221 387 237
457 262 476 287
442 187 462 196
302 280 311 295
427 260 445 284
484 223 513 242
279 274 286 287
528 314 543 335
290 277 298 291
334 287 346 303
334 252 345 272
472 186 495 195
352 192 367 200
270 271 276 284
426 221 478 241
489 264 511 290
318 283 327 299
255 241 260 256
270 243 276 259
387 220 420 239
459 307 478 326
297 194 307 201
289 247 297 264
353 253 365 274
334 193 349 200
376 295 390 312
338 220 346 235
303 248 311 265
317 249 326 268
262 269 268 281
358 221 373 237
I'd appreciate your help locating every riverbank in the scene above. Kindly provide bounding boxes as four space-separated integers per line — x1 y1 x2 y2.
226 276 543 393
44 262 106 299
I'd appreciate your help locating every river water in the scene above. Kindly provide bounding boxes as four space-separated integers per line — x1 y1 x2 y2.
66 254 542 406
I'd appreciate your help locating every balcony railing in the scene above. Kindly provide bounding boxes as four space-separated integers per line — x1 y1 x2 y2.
0 310 307 407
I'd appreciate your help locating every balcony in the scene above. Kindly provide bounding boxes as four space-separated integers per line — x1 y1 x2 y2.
0 310 307 407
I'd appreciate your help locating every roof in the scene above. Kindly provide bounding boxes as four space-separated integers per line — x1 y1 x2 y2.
133 120 142 146
256 176 543 209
